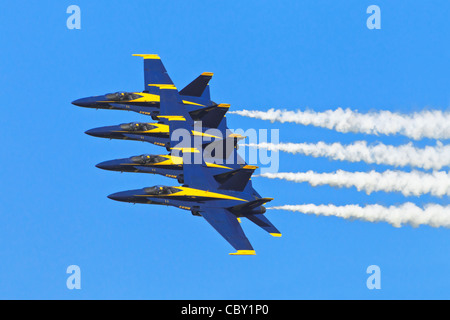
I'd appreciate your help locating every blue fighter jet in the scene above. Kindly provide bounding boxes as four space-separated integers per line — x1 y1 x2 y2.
96 152 242 184
84 103 232 150
72 54 217 120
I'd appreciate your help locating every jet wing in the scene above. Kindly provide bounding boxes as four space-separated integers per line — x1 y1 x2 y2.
200 207 255 255
133 54 175 93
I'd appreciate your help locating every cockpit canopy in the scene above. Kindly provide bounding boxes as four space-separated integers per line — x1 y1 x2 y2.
144 186 180 195
131 155 167 165
120 122 155 132
105 92 142 101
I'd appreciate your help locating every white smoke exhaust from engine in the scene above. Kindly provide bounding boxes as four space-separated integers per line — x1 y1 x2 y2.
268 203 450 228
259 170 450 197
245 141 450 171
230 108 450 140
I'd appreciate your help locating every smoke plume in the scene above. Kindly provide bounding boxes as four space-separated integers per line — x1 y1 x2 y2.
259 170 450 197
246 141 450 170
268 203 450 228
231 108 450 140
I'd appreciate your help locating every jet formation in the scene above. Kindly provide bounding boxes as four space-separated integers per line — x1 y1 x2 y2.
73 54 281 255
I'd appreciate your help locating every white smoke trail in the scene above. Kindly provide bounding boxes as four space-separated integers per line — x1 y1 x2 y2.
269 203 450 228
259 170 450 197
246 141 450 170
230 108 450 140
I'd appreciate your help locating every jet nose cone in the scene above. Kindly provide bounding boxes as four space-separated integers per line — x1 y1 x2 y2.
85 128 102 137
96 161 110 170
72 98 90 107
107 192 122 201
96 159 122 171
108 189 148 204
85 125 121 138
85 126 112 138
107 191 135 202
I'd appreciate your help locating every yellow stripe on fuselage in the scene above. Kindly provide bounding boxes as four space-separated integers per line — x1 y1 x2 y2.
156 155 183 166
181 100 205 107
165 155 232 169
103 91 204 107
205 162 232 169
136 186 247 202
130 92 160 102
122 154 231 170
170 187 247 201
125 156 183 167
103 92 160 104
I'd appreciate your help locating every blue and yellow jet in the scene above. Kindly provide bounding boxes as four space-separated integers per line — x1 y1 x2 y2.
96 153 242 184
84 103 232 150
72 54 216 120
107 88 280 255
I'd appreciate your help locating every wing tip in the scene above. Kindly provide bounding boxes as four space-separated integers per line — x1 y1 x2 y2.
132 54 160 60
228 133 246 139
229 250 256 256
270 233 282 237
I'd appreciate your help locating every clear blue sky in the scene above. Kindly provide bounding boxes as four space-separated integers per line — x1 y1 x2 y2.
0 0 449 299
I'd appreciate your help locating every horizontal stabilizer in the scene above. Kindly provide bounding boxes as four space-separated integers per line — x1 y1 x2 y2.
214 166 258 192
189 104 230 128
179 72 213 99
246 214 281 237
